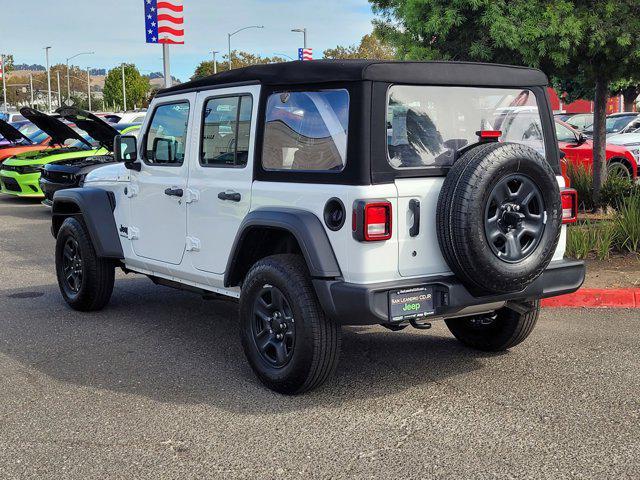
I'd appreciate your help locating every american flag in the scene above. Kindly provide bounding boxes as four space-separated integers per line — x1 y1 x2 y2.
144 0 184 45
298 48 313 61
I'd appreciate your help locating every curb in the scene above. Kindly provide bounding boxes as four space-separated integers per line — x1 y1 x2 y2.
542 288 640 308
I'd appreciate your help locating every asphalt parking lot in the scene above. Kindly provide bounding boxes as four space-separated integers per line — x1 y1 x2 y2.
0 196 639 479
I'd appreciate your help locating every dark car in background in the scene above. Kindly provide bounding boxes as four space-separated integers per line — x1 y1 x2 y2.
40 123 141 206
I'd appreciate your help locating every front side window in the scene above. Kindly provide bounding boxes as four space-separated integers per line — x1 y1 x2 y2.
262 89 349 171
144 102 190 165
555 122 578 143
387 86 545 168
201 95 253 167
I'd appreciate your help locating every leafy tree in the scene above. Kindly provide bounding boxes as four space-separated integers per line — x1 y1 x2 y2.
370 0 640 208
1 54 14 73
191 51 286 80
103 64 150 111
323 33 395 60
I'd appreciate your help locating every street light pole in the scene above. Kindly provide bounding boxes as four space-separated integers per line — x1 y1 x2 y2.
44 46 52 113
227 25 264 70
87 67 91 112
212 50 219 74
291 28 308 49
56 71 62 108
121 64 127 112
1 54 7 112
29 73 34 107
66 51 94 103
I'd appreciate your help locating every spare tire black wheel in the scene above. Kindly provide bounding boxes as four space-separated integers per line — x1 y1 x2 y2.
437 142 562 295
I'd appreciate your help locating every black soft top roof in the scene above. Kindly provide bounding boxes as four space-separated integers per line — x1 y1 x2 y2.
158 60 548 97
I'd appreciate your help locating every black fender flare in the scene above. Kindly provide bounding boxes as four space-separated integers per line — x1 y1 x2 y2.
51 187 124 259
224 207 342 287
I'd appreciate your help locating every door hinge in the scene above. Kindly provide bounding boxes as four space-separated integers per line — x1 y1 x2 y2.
185 189 200 204
124 184 139 198
127 227 140 240
185 236 201 252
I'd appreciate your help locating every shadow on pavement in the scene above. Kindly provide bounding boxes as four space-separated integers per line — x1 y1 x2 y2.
0 276 494 412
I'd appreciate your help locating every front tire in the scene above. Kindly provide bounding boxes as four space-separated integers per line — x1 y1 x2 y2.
239 254 341 394
55 217 115 311
445 301 540 352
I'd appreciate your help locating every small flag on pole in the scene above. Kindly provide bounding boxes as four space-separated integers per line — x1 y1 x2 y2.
298 48 313 61
0 57 3 79
144 0 185 44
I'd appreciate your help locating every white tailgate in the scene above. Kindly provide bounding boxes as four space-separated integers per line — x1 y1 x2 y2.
395 178 451 278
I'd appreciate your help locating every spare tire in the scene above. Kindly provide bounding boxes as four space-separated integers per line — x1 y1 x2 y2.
436 142 561 295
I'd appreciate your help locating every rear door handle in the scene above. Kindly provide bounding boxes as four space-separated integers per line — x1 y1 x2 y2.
409 199 420 237
164 187 184 197
218 191 241 202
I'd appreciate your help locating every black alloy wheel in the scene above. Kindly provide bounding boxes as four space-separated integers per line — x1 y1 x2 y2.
251 284 296 368
61 237 83 295
484 174 546 263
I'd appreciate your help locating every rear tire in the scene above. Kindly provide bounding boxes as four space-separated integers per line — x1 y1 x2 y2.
239 254 341 394
607 160 632 181
445 301 540 352
55 217 115 311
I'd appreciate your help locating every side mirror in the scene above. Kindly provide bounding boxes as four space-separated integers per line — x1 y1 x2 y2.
576 133 587 145
153 137 174 163
114 135 138 163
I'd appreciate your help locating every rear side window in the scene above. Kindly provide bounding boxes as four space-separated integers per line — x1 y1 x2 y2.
201 95 253 167
262 89 349 171
387 86 545 169
144 102 190 165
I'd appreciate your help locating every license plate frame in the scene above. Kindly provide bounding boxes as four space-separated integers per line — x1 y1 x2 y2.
388 286 435 322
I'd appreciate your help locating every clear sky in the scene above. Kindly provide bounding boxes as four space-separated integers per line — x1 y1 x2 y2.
1 0 376 81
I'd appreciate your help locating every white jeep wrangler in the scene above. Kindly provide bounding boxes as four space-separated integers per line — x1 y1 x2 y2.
51 60 585 394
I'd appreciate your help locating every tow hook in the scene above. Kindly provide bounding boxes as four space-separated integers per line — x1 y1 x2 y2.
410 319 432 330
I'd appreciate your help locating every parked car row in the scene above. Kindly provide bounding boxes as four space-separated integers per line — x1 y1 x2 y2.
555 111 640 138
0 107 142 204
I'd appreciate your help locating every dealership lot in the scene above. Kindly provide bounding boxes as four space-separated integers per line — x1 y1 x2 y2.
0 196 638 479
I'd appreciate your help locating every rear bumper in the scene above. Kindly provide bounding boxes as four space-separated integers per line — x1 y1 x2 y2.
313 259 585 326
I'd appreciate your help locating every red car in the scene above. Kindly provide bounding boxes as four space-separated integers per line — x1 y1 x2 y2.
555 120 637 180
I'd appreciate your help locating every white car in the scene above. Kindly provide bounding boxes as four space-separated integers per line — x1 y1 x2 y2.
116 111 147 124
49 61 585 394
608 132 640 167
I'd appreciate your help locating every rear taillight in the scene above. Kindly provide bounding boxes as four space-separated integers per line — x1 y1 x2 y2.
353 200 392 241
561 188 578 224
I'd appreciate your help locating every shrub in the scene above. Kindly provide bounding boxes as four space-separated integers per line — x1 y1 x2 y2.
566 163 594 211
566 222 594 259
595 222 617 260
614 194 640 253
600 176 640 210
566 162 640 211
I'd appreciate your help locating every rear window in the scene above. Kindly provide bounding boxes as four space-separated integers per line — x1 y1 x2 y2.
262 89 349 171
387 86 545 168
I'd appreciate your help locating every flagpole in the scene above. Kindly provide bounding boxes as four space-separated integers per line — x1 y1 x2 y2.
163 43 172 88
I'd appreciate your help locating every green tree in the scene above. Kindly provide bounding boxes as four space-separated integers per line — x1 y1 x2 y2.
191 51 286 80
1 54 14 73
103 64 150 111
370 0 640 208
323 33 396 60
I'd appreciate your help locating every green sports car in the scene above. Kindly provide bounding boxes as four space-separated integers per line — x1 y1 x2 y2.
0 107 121 198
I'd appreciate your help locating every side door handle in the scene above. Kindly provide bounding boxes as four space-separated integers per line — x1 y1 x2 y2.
409 199 420 237
218 191 241 202
164 187 184 197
